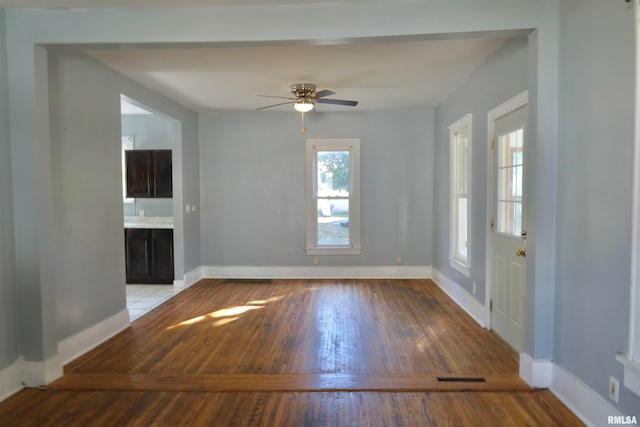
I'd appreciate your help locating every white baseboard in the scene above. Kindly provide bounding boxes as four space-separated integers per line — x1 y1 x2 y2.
428 267 628 427
431 268 485 327
0 358 24 403
201 265 432 279
519 353 552 388
617 354 640 397
57 309 130 367
519 354 627 427
1 310 130 392
22 355 63 387
173 279 185 288
184 266 204 287
551 362 625 427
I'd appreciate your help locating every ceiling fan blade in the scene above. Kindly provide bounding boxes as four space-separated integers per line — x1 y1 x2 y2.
314 89 336 98
256 101 295 110
317 98 358 107
258 95 297 100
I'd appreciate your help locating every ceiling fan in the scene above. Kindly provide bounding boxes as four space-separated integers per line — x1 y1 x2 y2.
257 83 358 112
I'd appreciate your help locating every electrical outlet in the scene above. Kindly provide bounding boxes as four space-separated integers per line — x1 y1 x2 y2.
139 209 144 217
313 256 319 265
472 283 477 296
192 205 197 212
186 204 191 213
609 376 619 403
396 256 402 265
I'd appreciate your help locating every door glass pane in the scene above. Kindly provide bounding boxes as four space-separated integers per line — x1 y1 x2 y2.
497 129 523 236
317 200 350 246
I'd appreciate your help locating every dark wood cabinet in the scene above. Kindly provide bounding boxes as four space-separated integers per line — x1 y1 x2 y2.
125 228 174 284
125 229 151 282
125 150 172 198
125 151 152 198
149 229 174 282
153 150 173 198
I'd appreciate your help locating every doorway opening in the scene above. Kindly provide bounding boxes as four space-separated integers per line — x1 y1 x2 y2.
120 96 183 320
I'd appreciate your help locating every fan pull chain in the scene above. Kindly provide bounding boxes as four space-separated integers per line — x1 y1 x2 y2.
301 111 307 133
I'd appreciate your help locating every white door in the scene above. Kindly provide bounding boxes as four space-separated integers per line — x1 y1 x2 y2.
491 104 527 351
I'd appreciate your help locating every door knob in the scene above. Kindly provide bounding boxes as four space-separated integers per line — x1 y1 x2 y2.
516 249 527 257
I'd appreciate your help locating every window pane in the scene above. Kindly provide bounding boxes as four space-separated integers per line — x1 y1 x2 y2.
317 151 350 198
456 196 468 260
456 133 469 194
317 199 350 246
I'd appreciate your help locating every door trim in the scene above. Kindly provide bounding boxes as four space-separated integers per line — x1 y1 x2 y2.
485 90 529 329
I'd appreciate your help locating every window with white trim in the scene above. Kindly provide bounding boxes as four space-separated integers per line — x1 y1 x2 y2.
305 138 361 255
617 0 640 398
449 114 472 276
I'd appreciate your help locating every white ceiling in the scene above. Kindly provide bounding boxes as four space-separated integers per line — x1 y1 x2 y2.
5 0 513 113
86 37 508 113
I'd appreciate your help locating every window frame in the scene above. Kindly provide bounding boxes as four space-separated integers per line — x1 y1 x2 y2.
617 0 640 398
448 114 472 276
305 138 361 255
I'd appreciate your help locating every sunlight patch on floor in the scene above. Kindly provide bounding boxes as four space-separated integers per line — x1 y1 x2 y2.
166 295 284 330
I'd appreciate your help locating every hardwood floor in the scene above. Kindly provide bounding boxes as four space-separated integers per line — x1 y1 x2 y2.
65 279 519 376
0 390 582 426
0 279 584 426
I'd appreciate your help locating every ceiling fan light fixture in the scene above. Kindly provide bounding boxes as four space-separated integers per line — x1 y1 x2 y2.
294 101 314 113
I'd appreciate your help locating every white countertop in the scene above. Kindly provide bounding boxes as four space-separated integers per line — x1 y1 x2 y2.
124 216 174 229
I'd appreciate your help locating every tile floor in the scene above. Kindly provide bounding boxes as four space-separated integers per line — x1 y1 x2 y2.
126 284 184 321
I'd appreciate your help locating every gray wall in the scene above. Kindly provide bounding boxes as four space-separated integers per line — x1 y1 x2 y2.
47 50 128 340
0 8 19 370
199 110 433 267
433 37 529 302
47 49 198 341
555 0 640 414
122 113 176 218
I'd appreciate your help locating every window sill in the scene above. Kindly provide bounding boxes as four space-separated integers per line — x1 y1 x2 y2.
449 258 471 277
306 246 361 255
616 354 640 397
